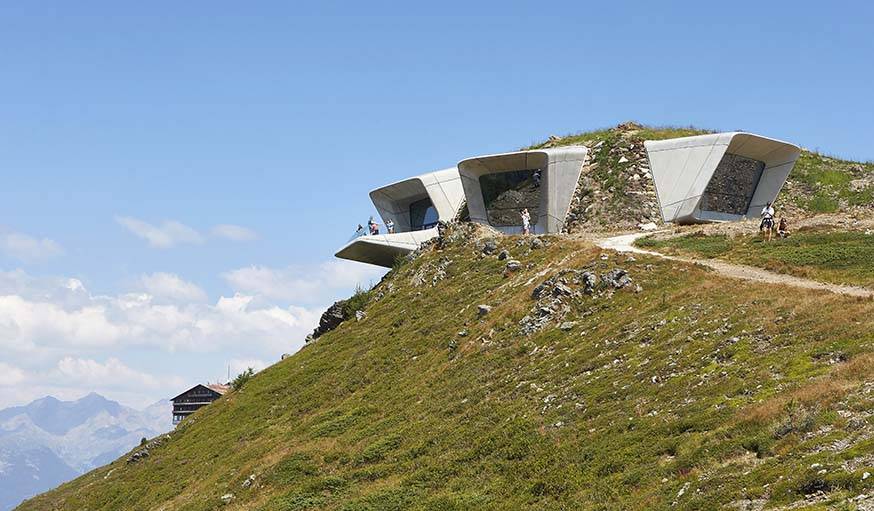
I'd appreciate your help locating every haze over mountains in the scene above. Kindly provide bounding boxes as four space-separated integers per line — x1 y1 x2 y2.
0 393 170 511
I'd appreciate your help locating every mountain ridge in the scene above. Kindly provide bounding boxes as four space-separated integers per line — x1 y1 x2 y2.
0 394 171 511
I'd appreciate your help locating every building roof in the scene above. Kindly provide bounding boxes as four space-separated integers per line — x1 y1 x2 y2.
206 384 231 395
171 383 231 401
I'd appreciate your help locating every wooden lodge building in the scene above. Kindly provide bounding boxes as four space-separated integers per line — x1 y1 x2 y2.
171 384 230 425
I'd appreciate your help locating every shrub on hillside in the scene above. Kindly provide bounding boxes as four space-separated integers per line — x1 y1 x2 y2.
231 367 255 391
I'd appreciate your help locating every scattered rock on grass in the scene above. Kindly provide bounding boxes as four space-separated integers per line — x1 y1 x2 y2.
505 260 522 272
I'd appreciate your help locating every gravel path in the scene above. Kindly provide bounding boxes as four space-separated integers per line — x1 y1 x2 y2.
596 232 874 298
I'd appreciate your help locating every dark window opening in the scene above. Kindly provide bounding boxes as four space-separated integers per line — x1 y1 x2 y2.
410 198 439 230
479 170 541 226
699 153 765 215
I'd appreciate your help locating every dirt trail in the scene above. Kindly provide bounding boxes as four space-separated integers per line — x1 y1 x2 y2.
596 232 874 298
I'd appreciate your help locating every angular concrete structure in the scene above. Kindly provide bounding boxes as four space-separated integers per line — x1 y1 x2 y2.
644 133 801 224
457 146 588 234
335 168 464 267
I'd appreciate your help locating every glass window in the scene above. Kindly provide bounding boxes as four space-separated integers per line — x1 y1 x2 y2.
478 170 541 226
409 198 438 230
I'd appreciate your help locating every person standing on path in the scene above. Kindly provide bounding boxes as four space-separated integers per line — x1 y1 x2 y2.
521 208 531 235
760 202 775 242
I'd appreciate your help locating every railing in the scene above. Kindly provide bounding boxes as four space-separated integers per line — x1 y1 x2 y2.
413 222 438 231
346 220 440 241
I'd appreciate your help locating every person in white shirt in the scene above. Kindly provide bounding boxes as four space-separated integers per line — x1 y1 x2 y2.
521 208 531 235
386 219 395 234
760 202 776 242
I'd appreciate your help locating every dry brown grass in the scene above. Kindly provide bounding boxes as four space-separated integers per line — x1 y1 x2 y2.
740 353 874 425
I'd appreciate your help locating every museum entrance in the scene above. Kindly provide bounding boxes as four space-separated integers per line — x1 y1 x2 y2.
478 169 542 227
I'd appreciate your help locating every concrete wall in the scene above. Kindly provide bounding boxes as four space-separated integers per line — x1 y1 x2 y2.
457 146 588 234
336 168 465 267
369 168 465 232
644 133 801 224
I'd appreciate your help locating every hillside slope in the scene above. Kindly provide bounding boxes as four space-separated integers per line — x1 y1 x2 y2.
19 222 874 510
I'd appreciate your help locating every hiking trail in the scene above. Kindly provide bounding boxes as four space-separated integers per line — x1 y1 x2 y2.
596 232 874 298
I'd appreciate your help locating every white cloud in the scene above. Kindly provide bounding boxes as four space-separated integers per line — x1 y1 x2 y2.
211 224 258 242
0 362 26 386
53 357 182 390
0 270 322 355
140 272 207 302
0 230 63 262
0 258 371 409
116 217 204 248
222 260 385 303
0 358 185 409
229 358 268 377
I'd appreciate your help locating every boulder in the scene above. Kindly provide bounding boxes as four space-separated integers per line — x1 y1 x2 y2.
308 300 347 341
602 269 631 289
481 239 498 255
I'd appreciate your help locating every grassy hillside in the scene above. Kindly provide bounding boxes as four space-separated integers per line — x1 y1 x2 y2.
637 227 874 288
20 223 874 510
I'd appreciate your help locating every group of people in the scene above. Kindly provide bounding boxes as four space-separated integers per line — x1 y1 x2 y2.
356 217 395 237
359 202 786 240
760 202 789 241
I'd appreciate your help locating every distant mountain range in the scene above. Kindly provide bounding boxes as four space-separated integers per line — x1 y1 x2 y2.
0 393 171 511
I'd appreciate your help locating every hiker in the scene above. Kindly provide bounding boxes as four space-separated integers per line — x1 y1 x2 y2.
386 219 395 234
760 202 775 242
777 217 790 239
521 208 531 235
355 224 365 237
533 170 542 188
367 216 379 235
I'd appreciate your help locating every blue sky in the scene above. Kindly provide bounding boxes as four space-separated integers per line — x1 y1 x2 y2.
1 1 872 408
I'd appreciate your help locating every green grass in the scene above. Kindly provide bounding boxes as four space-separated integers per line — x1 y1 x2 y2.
637 228 874 288
20 224 874 511
524 122 711 150
789 152 874 213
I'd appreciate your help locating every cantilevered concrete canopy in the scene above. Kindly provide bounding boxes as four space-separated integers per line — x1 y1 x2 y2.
335 168 465 267
644 133 801 224
458 146 588 234
335 229 439 267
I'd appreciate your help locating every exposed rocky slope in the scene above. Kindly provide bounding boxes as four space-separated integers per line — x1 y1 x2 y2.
19 222 874 511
